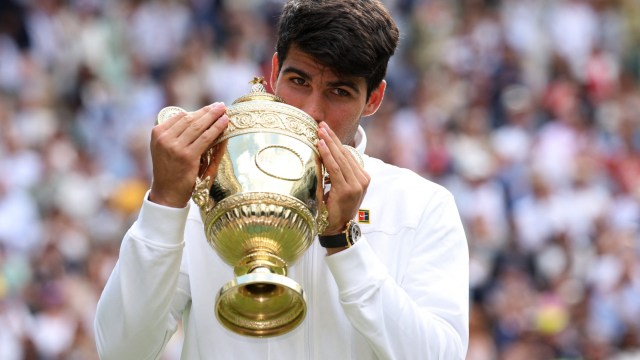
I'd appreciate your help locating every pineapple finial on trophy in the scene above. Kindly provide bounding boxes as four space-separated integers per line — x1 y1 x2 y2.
250 76 267 92
232 76 283 104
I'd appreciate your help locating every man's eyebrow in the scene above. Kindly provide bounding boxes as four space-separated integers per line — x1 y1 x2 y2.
281 66 311 80
281 66 361 95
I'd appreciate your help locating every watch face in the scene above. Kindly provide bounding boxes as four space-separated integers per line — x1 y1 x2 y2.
349 222 361 243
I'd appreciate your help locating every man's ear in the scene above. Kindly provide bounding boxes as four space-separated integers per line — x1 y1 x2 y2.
270 53 279 90
362 80 386 117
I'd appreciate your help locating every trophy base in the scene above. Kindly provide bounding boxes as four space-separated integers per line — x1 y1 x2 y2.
215 271 306 337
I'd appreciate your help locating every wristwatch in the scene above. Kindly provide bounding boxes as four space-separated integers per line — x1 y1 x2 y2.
318 220 361 248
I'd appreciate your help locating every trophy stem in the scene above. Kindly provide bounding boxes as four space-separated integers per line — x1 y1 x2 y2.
234 251 288 277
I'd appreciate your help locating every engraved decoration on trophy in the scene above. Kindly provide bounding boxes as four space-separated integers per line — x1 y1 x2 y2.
156 77 362 337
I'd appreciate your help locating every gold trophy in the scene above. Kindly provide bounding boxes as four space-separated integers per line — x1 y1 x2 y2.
157 78 329 337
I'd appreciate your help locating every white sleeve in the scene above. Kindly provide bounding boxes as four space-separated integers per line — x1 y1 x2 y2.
325 192 469 359
94 194 192 360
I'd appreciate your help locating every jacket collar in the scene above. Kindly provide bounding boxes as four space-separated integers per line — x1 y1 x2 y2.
354 125 367 155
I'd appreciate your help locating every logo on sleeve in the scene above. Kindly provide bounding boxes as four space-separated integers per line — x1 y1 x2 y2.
358 209 370 224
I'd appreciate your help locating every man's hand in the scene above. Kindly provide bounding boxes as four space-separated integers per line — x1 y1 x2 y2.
317 121 370 236
149 103 229 208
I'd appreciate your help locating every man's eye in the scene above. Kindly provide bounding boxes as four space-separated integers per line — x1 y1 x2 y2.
332 88 350 97
291 77 306 85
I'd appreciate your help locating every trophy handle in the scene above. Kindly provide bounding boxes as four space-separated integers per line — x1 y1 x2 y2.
316 202 329 235
192 175 213 211
192 144 220 211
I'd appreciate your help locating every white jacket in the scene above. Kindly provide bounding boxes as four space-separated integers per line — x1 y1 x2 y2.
95 127 469 359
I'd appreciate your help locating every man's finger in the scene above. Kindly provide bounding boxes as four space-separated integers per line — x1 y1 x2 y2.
180 103 226 146
191 114 229 155
318 123 356 184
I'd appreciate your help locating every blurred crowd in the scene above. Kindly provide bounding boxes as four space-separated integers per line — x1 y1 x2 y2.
1 0 640 359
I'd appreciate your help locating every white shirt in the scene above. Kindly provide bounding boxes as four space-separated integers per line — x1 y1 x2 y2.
95 127 469 359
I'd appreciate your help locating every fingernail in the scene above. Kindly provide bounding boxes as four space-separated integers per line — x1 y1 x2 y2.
207 102 225 111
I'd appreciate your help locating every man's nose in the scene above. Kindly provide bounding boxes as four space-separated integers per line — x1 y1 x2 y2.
299 95 324 123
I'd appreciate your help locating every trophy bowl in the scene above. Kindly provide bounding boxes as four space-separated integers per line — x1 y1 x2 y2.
158 78 328 337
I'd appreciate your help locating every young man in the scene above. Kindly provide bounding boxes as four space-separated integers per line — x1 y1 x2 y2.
95 0 469 359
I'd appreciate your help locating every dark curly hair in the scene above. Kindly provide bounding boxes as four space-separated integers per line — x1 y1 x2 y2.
275 0 400 99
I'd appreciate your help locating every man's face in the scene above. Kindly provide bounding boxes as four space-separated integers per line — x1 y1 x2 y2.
270 46 385 146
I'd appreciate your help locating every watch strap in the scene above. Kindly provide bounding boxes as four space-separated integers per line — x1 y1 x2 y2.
318 233 349 248
319 220 360 248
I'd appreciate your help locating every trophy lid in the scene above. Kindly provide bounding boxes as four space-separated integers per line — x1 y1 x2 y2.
232 77 284 104
219 76 319 149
